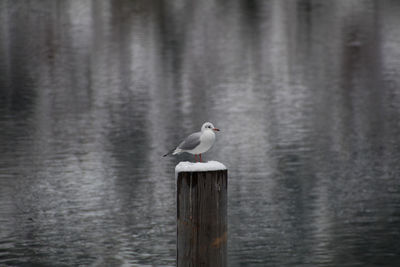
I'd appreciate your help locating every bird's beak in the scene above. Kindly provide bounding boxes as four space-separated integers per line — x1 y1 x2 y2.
213 128 220 132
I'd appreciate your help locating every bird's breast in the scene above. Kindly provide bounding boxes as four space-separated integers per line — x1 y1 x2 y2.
192 131 215 154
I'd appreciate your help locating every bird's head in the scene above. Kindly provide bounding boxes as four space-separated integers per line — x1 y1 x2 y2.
201 122 220 132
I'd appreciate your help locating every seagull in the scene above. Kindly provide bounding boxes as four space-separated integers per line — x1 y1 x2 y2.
163 122 220 162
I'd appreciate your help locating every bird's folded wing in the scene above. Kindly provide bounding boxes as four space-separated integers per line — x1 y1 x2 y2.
178 132 201 150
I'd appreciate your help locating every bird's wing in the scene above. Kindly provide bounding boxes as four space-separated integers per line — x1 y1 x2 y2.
178 132 201 151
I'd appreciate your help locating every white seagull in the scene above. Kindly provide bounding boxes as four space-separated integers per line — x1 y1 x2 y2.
163 122 220 162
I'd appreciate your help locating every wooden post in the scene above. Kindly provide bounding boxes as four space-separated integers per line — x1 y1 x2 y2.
176 163 228 267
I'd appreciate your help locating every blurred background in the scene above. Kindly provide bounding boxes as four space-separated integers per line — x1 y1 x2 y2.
1 0 400 266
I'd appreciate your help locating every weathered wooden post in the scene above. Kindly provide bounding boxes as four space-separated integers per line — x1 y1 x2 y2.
176 161 228 267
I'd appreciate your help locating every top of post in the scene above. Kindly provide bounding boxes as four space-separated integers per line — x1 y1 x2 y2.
175 161 227 174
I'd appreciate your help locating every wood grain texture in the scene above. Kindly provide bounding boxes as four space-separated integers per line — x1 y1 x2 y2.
177 170 228 267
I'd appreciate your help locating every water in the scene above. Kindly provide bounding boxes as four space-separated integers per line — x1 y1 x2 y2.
1 1 400 266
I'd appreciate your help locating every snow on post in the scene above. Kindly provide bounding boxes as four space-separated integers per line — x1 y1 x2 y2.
175 160 227 174
175 161 228 267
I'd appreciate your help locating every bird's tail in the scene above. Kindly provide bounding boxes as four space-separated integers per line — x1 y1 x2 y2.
163 148 175 157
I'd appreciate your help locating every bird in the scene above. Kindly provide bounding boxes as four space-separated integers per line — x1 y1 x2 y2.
163 122 220 162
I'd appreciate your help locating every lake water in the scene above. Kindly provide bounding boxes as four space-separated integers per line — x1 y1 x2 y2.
1 1 400 266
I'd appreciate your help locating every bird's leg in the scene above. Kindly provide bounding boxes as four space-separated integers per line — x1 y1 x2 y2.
195 154 197 162
199 154 202 162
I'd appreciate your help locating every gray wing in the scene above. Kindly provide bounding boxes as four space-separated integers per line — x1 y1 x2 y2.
178 132 201 150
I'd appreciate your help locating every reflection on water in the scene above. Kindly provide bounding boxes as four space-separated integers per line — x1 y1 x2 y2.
1 1 400 266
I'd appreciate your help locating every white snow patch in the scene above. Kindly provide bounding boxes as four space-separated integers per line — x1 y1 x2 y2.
175 161 227 174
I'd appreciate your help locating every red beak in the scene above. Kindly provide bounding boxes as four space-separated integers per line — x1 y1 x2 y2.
213 128 220 132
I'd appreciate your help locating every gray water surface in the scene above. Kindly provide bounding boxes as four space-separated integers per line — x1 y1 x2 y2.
1 1 400 266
